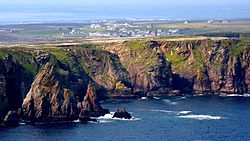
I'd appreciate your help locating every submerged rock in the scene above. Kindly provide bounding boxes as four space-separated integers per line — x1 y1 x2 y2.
113 108 132 119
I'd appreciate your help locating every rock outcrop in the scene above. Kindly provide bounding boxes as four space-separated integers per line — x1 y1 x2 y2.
113 108 132 119
79 84 109 119
21 61 109 122
22 63 81 122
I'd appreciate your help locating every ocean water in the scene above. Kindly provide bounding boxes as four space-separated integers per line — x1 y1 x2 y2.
1 95 250 141
0 5 250 25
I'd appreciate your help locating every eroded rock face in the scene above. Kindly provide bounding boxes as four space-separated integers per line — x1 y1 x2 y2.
0 54 26 121
160 39 250 94
98 41 173 96
193 65 211 92
22 63 84 122
4 55 25 110
243 46 250 93
21 62 109 122
79 84 109 118
0 70 8 120
71 49 132 97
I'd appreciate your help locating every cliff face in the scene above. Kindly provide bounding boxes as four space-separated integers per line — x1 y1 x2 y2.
0 54 27 121
0 37 249 123
70 49 132 97
22 63 81 122
22 62 109 122
99 40 172 96
160 39 250 94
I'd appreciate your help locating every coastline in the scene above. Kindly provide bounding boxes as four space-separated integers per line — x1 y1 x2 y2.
0 36 249 127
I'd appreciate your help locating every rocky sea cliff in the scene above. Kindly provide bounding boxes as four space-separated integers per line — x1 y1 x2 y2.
0 37 249 125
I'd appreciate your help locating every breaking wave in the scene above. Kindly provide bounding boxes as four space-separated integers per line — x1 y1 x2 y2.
95 112 141 123
150 110 192 115
153 97 161 100
177 115 223 120
177 111 192 115
150 110 174 113
162 99 178 105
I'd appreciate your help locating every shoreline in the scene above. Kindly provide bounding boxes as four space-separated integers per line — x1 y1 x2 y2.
1 93 249 128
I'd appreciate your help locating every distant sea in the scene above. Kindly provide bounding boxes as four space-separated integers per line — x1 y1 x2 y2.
0 5 250 25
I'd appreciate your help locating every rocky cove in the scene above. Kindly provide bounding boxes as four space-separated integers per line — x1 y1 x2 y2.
0 37 249 125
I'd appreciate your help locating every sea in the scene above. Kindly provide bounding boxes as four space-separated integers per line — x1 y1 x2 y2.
0 4 250 25
1 95 250 141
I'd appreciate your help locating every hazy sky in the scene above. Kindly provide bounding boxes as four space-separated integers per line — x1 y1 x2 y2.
2 0 250 6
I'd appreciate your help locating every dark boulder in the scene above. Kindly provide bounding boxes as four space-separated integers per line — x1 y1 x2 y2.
113 108 132 119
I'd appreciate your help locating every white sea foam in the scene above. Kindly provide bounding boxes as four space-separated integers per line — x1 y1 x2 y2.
227 94 243 97
73 119 80 123
96 112 141 122
177 115 223 120
243 94 250 97
177 111 192 115
162 99 178 105
150 110 192 116
219 94 243 97
141 97 148 100
19 122 26 125
153 97 161 100
98 120 112 123
97 112 114 120
195 94 204 96
150 110 175 113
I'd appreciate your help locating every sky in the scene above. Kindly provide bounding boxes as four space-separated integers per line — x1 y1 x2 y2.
1 0 250 6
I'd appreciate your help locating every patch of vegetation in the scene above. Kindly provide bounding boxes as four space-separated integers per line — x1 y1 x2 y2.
81 28 106 33
126 40 146 50
48 48 68 61
49 48 85 74
17 29 64 36
164 50 187 70
0 49 38 90
0 49 37 75
192 47 206 66
134 51 156 65
79 43 97 49
165 50 186 63
229 38 250 57
101 75 110 81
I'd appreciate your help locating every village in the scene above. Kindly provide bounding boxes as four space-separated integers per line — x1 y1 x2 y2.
0 19 248 44
63 21 180 37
